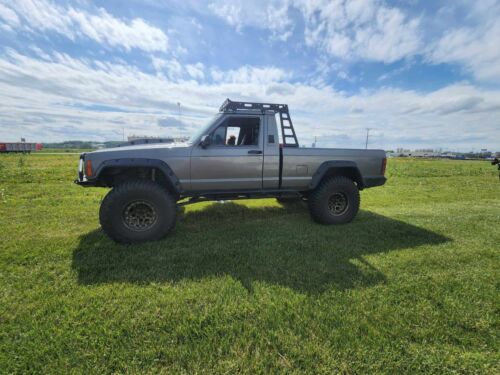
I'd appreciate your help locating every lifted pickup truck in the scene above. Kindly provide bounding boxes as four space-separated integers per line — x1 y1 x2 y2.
76 99 387 243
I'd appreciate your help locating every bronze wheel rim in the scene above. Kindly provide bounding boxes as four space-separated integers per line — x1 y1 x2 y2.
328 193 348 216
122 200 158 231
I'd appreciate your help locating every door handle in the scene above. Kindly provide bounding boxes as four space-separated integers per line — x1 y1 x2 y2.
248 150 262 154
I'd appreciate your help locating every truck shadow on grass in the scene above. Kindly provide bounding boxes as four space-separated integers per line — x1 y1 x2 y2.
72 202 450 293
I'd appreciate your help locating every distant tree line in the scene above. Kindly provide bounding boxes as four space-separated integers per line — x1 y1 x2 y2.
43 141 123 149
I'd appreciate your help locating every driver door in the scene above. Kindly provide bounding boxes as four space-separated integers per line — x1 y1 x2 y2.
190 115 264 191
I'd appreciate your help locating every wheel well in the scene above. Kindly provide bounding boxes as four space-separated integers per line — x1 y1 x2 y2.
320 167 364 189
97 167 178 196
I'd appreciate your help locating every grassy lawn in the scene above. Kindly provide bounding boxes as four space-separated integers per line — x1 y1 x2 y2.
0 154 498 373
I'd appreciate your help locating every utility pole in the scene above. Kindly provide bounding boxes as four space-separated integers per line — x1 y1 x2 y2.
122 127 125 142
365 128 371 149
177 102 182 118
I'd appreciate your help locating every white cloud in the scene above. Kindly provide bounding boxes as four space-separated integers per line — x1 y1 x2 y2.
29 45 52 61
266 2 294 41
208 0 421 62
208 2 243 31
209 0 294 41
0 0 168 52
0 49 499 150
428 1 500 81
211 65 288 84
151 56 169 72
186 63 205 80
153 57 183 80
158 116 189 129
296 0 421 62
0 3 20 29
151 58 205 81
204 0 500 83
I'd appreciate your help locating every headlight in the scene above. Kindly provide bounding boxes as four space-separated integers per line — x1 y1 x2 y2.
78 154 86 181
78 157 84 174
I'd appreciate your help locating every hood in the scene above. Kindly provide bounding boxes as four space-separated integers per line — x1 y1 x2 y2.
83 142 192 166
89 142 190 155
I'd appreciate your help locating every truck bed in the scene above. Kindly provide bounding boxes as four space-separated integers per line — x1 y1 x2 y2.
281 147 386 189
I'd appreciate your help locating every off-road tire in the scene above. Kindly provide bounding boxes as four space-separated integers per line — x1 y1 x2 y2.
308 176 360 225
99 180 177 243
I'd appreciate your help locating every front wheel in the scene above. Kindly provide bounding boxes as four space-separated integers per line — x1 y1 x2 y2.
99 180 177 243
308 176 360 225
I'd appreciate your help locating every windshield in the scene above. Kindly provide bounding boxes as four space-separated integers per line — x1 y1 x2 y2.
186 114 221 144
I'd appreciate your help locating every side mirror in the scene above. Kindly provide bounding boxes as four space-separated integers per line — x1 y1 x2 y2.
200 135 211 148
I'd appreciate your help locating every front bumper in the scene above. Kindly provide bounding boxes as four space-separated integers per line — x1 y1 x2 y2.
74 178 95 186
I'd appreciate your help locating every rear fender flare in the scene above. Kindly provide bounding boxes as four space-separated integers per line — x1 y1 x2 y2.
309 161 364 190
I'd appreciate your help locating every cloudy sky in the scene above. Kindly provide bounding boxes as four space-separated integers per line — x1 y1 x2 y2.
0 0 499 150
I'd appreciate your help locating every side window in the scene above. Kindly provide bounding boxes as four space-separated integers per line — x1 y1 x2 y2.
213 125 226 145
212 117 260 146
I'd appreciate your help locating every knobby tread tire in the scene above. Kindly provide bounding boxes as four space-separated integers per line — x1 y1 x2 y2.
308 176 360 225
99 180 176 243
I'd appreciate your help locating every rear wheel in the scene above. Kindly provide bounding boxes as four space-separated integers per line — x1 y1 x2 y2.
99 180 177 243
308 176 360 225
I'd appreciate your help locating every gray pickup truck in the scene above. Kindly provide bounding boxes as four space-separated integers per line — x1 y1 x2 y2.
76 99 386 243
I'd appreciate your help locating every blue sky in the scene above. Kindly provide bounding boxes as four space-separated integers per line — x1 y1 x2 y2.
0 0 499 151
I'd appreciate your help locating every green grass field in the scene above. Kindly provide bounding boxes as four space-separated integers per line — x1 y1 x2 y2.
0 154 498 374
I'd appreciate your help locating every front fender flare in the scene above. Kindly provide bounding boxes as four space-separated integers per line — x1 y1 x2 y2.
94 158 183 194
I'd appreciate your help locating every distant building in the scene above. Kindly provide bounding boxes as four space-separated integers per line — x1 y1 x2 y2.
391 148 448 158
409 151 440 158
389 148 499 160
